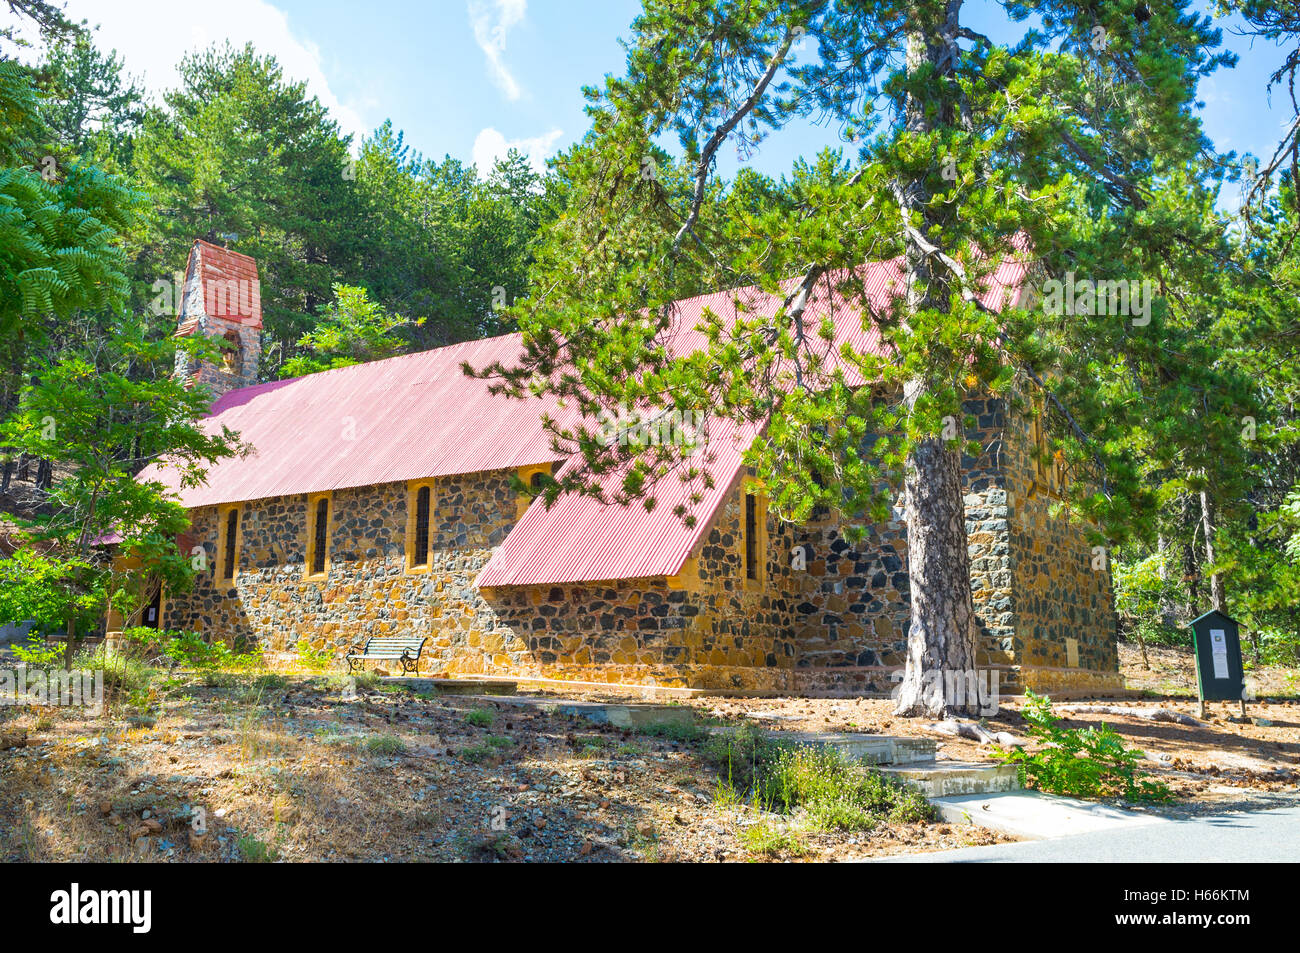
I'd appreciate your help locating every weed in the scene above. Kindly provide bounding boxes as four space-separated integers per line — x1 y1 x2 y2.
740 822 808 858
995 691 1173 801
464 708 494 728
634 720 708 744
236 834 280 863
364 734 406 756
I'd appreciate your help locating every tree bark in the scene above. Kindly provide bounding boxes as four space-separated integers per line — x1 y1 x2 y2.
892 4 985 718
894 392 984 717
64 615 76 672
1198 486 1225 611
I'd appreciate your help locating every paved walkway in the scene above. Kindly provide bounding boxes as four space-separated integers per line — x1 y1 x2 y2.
876 805 1300 862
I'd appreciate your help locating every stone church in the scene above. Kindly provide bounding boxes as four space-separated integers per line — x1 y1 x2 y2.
135 239 1121 695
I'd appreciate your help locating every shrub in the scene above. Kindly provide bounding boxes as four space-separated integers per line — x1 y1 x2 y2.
236 834 279 863
73 645 156 695
704 725 933 831
464 708 494 728
702 724 782 792
996 691 1172 801
296 642 334 672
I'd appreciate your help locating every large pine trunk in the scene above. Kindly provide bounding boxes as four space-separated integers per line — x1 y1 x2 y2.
892 4 986 718
893 395 984 717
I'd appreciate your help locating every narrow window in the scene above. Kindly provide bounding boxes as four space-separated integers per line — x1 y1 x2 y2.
311 497 329 575
744 493 758 581
222 508 239 580
413 485 431 567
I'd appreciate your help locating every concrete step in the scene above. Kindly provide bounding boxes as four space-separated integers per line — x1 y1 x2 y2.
879 760 1021 797
381 677 518 695
930 790 1167 840
474 694 698 728
775 731 938 765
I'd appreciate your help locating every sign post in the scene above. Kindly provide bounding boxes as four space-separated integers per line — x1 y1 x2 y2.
1188 609 1247 719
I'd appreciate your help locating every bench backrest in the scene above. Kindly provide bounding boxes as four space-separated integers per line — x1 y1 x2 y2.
361 636 427 654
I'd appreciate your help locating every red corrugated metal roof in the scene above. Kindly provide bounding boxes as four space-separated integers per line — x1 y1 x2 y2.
144 251 1027 585
478 254 1028 587
477 416 761 587
137 334 569 508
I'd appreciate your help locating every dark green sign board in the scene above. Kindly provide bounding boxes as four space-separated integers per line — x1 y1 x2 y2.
1189 609 1245 703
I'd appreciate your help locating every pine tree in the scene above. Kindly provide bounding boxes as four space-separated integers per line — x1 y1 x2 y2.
475 0 1235 716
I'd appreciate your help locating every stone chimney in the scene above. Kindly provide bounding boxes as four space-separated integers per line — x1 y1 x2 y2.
173 239 262 402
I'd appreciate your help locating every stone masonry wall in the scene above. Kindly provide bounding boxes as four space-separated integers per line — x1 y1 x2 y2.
165 468 801 690
164 387 1120 693
781 394 1016 694
1002 397 1122 691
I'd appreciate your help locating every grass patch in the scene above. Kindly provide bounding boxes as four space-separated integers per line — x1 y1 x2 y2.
633 719 709 744
763 745 934 831
740 822 808 858
705 725 934 832
236 834 280 863
485 735 513 749
364 734 406 756
464 708 494 728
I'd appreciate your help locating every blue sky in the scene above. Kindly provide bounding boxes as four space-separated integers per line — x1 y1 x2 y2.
19 0 1299 188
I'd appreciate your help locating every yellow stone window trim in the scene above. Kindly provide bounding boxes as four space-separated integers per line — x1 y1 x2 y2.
304 491 333 581
215 503 244 586
741 477 768 591
405 479 437 574
1028 402 1069 500
516 463 553 519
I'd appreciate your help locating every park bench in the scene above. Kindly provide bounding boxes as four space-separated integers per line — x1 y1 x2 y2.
345 636 428 675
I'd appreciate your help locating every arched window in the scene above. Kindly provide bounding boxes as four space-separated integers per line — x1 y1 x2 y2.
220 330 243 376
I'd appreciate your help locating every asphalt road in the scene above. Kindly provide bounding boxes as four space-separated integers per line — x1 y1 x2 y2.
877 805 1300 862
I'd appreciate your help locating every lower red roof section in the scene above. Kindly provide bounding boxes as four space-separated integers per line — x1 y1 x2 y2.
476 417 760 588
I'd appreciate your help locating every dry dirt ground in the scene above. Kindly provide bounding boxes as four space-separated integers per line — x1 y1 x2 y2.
0 671 1008 863
1 641 1295 862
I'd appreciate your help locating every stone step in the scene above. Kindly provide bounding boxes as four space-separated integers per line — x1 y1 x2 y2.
878 760 1021 797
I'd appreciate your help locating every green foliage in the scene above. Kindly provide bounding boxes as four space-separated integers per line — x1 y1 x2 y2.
10 634 61 666
632 719 709 744
464 708 494 728
295 642 334 672
760 745 935 832
281 284 423 377
739 822 807 858
236 834 280 863
364 734 406 756
154 630 260 672
996 692 1172 802
1114 552 1191 646
705 726 932 831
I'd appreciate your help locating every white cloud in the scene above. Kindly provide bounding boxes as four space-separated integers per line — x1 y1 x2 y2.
19 0 371 147
472 126 563 177
468 0 527 101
